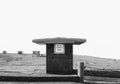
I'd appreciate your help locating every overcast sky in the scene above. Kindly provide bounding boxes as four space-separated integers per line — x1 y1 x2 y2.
0 0 120 59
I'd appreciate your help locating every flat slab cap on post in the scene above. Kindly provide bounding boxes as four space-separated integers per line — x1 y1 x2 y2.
32 37 86 45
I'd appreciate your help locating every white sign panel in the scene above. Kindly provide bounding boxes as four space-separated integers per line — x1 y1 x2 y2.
54 44 65 54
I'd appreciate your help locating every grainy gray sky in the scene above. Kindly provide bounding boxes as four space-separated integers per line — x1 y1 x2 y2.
0 0 120 59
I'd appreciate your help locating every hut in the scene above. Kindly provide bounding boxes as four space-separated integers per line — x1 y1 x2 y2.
32 37 86 74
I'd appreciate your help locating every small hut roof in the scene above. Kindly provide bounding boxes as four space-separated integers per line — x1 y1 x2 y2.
32 37 86 45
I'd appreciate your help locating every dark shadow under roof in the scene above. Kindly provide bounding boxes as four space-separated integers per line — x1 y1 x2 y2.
32 37 86 45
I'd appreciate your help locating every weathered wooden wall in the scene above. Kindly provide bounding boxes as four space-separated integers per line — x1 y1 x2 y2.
46 44 73 74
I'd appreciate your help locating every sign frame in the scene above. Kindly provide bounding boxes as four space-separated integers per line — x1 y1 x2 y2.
54 44 65 54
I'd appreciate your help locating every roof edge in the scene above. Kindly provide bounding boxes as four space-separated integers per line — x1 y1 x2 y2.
32 37 86 45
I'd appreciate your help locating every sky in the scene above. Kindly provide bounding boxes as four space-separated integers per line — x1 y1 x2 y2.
0 0 120 59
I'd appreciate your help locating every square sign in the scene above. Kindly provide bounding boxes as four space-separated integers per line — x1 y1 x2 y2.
54 44 65 54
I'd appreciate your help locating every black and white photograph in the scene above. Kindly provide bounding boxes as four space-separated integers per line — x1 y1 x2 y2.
0 0 120 84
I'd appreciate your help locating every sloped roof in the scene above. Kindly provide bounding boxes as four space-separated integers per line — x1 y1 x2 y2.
32 37 86 45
